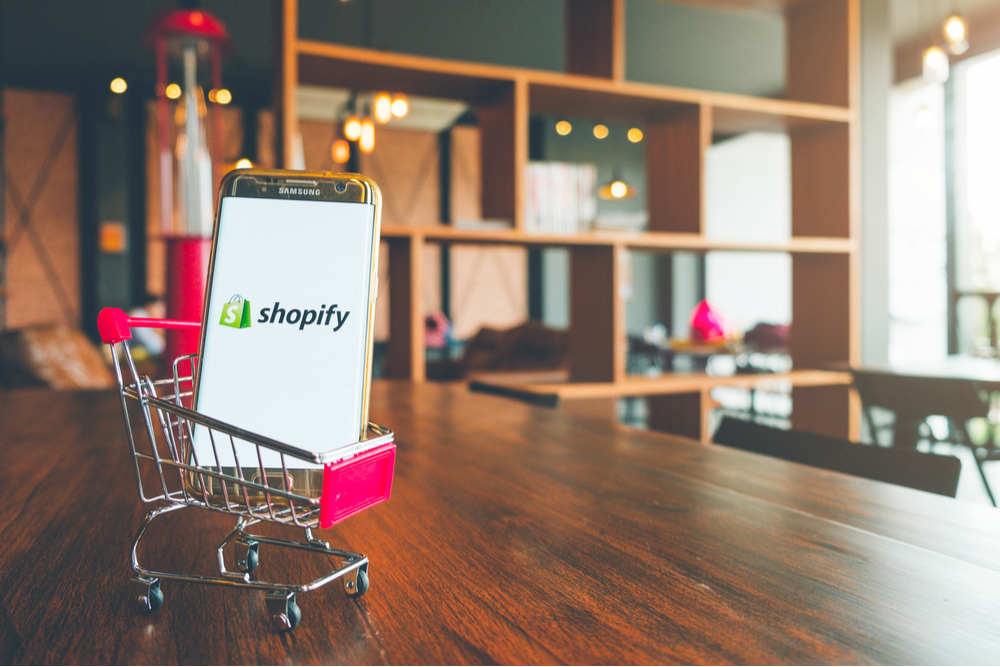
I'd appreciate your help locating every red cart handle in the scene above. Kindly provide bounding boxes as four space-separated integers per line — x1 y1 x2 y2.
97 307 201 345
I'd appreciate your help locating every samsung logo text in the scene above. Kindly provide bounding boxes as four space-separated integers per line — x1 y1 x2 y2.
278 187 322 196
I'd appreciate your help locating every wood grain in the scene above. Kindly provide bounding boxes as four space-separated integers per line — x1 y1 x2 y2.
1 383 999 664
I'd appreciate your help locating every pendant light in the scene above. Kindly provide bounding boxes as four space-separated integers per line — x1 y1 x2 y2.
942 15 969 55
598 171 637 200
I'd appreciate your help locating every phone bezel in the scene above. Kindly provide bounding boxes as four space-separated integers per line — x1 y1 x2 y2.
194 168 383 455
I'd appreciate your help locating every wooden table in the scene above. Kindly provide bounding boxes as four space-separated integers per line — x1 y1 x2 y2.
2 381 1000 664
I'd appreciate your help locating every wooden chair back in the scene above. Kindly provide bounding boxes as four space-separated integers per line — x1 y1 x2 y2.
851 369 987 423
712 417 962 497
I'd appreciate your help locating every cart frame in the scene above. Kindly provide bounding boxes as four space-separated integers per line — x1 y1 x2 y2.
99 307 395 631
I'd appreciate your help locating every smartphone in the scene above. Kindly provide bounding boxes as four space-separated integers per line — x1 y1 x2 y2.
189 169 381 499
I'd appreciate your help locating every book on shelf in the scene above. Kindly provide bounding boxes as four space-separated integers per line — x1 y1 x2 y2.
524 162 596 235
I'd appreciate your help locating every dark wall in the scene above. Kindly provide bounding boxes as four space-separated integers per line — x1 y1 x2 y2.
3 0 786 103
299 0 565 71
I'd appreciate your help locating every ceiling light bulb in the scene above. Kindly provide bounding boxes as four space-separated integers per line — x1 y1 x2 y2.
110 78 127 94
332 139 350 163
555 121 572 135
359 119 375 153
391 94 409 118
374 93 393 123
943 15 967 43
923 46 950 83
344 116 362 141
627 128 643 143
215 88 232 105
165 83 182 99
610 181 627 198
593 124 609 139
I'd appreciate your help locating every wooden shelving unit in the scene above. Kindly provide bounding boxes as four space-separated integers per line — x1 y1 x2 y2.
275 0 860 441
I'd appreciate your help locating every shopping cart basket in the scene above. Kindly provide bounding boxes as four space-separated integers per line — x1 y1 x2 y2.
98 307 396 632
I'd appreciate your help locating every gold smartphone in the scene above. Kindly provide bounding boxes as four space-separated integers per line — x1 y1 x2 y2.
188 169 381 500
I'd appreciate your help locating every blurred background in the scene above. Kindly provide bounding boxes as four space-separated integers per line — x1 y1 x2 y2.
3 0 999 503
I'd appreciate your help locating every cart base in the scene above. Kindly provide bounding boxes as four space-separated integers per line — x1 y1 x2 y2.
130 504 370 631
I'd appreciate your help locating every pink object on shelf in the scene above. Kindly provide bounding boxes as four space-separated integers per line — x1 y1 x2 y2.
690 300 728 343
320 442 397 528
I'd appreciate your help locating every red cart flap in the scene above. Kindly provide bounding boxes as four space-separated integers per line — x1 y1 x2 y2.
320 442 396 529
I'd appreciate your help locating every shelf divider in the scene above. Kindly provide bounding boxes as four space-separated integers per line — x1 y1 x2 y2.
569 244 625 382
383 235 426 381
565 0 625 81
479 79 528 231
646 104 711 234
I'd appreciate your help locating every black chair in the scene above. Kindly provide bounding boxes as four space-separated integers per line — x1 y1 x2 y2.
851 369 997 506
712 416 962 498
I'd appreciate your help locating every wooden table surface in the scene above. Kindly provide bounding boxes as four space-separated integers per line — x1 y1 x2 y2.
2 381 1000 665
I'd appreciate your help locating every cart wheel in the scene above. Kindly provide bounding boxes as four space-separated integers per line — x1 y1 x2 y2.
239 543 260 574
133 579 163 614
270 600 301 632
348 568 370 599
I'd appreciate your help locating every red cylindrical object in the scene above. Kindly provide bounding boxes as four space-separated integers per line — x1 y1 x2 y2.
164 236 211 370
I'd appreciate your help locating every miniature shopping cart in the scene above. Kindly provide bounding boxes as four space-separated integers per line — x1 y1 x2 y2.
98 307 396 632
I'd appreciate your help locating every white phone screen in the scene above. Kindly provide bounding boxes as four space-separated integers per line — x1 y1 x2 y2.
192 195 375 469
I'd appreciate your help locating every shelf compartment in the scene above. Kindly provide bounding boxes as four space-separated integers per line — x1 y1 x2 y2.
296 40 851 136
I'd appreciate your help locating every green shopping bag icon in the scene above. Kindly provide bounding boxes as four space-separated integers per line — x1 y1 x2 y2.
219 294 252 329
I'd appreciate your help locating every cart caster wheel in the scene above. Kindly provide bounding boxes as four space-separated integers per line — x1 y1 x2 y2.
236 540 260 574
132 578 163 614
266 593 301 632
348 568 369 599
270 601 301 632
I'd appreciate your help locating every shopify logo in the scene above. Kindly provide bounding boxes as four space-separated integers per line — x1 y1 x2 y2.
259 302 351 332
219 295 252 329
219 294 350 332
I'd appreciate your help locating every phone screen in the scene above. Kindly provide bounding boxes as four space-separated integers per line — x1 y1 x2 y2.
192 194 376 469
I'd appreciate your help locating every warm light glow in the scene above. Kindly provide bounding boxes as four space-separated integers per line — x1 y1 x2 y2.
190 11 204 25
943 15 967 43
359 119 375 153
110 78 127 94
627 128 643 143
598 176 637 200
923 45 950 83
344 116 362 141
555 120 572 135
208 89 217 103
215 89 232 105
593 124 609 139
332 139 350 163
165 83 182 99
235 158 253 169
391 94 409 118
374 92 393 123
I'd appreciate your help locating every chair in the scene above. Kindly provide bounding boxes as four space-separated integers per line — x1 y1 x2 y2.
851 369 997 506
712 416 962 498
